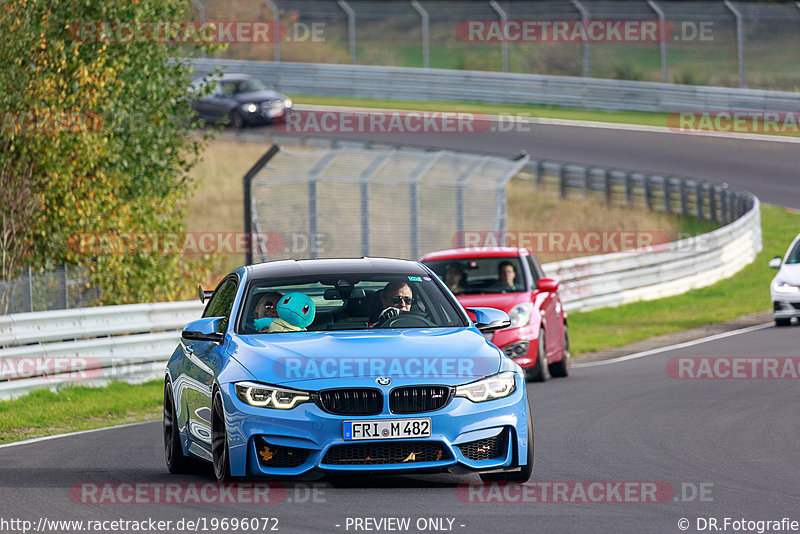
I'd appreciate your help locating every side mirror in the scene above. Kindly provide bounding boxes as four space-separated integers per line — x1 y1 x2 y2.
466 307 511 333
182 317 225 343
198 284 215 303
537 278 559 292
769 256 782 269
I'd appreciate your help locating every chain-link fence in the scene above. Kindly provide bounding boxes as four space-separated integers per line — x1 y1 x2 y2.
0 265 100 315
244 137 528 263
189 0 800 91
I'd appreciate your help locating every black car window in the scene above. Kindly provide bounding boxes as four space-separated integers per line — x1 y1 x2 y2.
237 273 467 334
204 277 238 332
526 255 544 285
786 239 800 264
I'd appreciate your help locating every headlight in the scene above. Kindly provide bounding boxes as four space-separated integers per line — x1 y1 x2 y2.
455 372 516 403
235 381 310 409
243 103 258 113
773 281 799 294
284 98 292 109
508 302 534 328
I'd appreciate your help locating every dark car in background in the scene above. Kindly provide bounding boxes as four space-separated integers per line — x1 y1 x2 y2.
421 247 569 382
190 73 293 128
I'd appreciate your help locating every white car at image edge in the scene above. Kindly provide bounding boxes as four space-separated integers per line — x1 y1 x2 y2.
769 232 800 326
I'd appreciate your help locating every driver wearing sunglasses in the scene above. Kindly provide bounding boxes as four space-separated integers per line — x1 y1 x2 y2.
373 281 414 325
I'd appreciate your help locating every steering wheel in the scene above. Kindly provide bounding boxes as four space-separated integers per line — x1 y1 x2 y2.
375 311 436 328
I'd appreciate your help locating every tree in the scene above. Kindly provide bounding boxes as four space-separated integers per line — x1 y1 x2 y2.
0 0 218 310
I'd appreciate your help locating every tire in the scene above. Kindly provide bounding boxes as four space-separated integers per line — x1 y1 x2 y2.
548 325 571 378
775 318 791 327
228 110 245 129
525 331 548 382
211 391 234 482
163 380 197 474
480 405 534 483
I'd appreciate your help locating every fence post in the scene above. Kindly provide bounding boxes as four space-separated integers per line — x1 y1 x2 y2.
411 1 430 68
265 0 280 62
571 0 591 77
243 144 281 265
536 160 544 189
338 0 357 64
21 267 33 313
663 176 672 213
604 169 612 204
190 0 206 58
644 175 653 210
647 0 668 83
696 182 704 220
724 0 746 88
409 152 441 258
680 179 688 217
582 167 589 198
489 1 509 72
57 264 68 309
720 188 729 224
359 151 393 256
709 186 718 223
559 165 567 198
625 172 633 206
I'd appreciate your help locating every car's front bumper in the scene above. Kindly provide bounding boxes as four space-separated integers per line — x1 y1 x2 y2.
490 324 540 369
219 379 529 478
772 296 800 320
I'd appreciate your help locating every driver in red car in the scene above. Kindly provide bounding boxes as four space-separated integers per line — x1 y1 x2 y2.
370 281 414 325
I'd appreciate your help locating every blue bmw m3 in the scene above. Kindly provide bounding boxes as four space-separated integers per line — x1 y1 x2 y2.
164 258 533 482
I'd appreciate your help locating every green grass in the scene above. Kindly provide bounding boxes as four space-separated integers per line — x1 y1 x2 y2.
294 95 800 137
568 204 799 354
0 380 163 444
295 94 673 127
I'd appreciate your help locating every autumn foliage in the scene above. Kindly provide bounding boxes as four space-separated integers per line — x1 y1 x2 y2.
0 0 218 307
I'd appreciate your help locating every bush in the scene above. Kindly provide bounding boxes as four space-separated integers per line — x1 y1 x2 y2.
0 0 218 306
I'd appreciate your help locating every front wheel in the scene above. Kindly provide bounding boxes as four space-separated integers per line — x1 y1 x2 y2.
548 325 571 378
775 318 791 327
480 405 534 483
228 110 245 129
211 391 233 482
525 331 548 382
164 380 197 474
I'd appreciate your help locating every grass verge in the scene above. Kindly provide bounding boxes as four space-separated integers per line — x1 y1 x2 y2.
0 380 163 444
569 204 799 354
294 95 800 138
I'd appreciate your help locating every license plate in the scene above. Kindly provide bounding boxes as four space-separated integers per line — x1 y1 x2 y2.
343 419 431 441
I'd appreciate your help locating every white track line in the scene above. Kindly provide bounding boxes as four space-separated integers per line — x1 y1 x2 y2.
0 420 158 449
573 322 774 368
295 104 800 144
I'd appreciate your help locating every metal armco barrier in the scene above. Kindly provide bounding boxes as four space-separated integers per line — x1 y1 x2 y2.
188 59 800 113
0 302 204 400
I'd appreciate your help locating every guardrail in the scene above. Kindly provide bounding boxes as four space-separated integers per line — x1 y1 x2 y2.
189 59 800 113
0 302 204 400
0 145 761 399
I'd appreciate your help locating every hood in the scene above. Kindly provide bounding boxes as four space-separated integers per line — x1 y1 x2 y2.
228 327 501 388
233 90 286 103
455 292 532 313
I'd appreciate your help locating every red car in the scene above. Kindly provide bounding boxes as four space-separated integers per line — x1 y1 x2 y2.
420 247 569 382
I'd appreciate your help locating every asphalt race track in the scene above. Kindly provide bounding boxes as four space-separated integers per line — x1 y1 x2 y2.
284 117 800 208
2 325 798 533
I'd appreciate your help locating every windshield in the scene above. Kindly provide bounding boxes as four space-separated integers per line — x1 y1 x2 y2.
221 78 268 95
787 239 800 264
423 257 527 295
238 273 466 334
